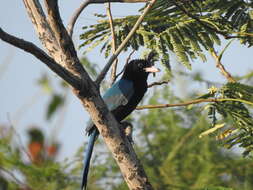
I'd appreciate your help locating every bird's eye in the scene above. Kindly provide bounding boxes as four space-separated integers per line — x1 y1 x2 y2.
138 63 143 68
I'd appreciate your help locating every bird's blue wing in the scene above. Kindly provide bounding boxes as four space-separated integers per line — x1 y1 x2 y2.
103 79 134 111
85 79 134 133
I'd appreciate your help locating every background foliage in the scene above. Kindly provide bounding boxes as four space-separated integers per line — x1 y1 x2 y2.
80 0 253 69
80 0 253 155
1 0 253 189
1 78 253 190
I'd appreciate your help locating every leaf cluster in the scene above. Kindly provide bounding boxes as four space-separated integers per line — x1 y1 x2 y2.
204 82 253 156
84 86 253 190
0 127 81 190
79 0 253 71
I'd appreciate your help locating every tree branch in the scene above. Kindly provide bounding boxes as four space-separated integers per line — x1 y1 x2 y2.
114 50 136 80
22 0 60 59
148 80 170 88
106 2 119 86
210 50 236 83
67 0 149 37
67 0 90 37
0 27 81 89
95 0 157 85
44 0 86 77
136 98 253 110
0 28 152 189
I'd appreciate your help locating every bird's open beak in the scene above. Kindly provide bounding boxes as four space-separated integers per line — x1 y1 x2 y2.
144 66 160 77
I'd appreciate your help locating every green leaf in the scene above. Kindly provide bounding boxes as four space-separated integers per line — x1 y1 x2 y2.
170 32 191 69
46 94 64 120
218 40 234 61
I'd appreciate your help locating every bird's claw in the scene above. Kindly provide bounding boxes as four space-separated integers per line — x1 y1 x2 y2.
120 121 134 144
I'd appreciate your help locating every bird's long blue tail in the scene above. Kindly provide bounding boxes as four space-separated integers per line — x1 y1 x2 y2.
81 129 99 190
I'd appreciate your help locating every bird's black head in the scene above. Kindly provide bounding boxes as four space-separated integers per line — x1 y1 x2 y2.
122 59 159 82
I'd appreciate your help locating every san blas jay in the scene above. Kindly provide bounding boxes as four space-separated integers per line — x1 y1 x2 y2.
81 54 160 190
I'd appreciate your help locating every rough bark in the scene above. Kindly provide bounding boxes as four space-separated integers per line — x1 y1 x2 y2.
0 0 154 189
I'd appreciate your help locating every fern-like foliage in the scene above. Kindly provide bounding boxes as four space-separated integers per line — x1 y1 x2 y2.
204 82 253 156
79 1 253 155
210 0 253 45
79 0 253 70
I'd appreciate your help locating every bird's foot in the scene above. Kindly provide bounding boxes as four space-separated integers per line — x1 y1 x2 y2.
119 121 134 144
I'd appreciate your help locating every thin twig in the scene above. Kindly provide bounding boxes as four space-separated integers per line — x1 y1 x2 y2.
114 50 136 80
106 3 119 86
13 90 42 126
126 49 136 64
114 67 125 80
51 90 70 139
7 114 33 162
67 0 149 37
148 80 170 88
95 0 157 85
211 50 236 83
234 31 253 37
0 50 14 80
163 126 196 164
67 0 90 37
136 98 253 110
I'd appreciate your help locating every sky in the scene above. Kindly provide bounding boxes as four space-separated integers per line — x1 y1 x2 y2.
0 1 252 161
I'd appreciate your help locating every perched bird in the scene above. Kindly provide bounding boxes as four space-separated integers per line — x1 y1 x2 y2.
81 57 159 190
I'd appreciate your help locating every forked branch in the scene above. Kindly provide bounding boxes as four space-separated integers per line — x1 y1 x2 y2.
44 0 86 76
